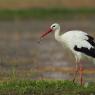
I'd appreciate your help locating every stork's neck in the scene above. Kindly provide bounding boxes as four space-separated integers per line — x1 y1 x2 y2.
54 27 61 42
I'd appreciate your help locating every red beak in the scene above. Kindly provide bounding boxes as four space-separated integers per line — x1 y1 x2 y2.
37 28 53 44
40 28 53 39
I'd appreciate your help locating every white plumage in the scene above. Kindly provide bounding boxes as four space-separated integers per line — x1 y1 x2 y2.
40 23 95 85
60 30 94 62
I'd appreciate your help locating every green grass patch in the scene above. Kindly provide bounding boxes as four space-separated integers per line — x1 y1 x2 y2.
0 80 95 95
0 8 95 20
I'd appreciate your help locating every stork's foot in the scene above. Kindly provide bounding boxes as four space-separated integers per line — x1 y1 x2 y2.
72 78 75 83
72 69 79 84
72 79 77 85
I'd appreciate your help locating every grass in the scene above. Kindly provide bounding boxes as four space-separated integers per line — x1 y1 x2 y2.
0 80 95 95
0 8 95 20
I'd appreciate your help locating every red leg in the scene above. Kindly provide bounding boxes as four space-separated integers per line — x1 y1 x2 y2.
73 62 79 83
79 63 84 85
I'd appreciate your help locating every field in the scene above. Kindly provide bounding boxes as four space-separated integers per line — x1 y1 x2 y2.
0 80 95 95
0 14 94 94
0 0 95 94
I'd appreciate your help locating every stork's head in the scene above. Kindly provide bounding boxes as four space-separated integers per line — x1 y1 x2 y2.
39 23 60 41
50 23 60 31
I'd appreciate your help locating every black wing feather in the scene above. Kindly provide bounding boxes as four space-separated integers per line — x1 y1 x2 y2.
86 35 95 47
74 45 95 58
74 35 95 58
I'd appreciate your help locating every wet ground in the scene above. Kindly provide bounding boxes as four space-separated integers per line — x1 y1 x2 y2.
0 19 95 82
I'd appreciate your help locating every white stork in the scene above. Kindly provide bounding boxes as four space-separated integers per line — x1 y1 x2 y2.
39 23 95 85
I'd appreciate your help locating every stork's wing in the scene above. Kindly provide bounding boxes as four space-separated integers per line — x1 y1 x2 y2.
74 45 95 58
74 35 95 58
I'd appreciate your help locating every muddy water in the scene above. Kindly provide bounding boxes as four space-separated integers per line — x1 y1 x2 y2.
0 19 95 82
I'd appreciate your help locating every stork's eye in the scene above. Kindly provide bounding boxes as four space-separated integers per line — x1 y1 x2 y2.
53 26 55 28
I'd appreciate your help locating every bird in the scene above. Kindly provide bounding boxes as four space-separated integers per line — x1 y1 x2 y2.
38 23 95 85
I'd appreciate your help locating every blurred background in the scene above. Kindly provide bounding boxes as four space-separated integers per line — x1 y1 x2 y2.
0 0 95 82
